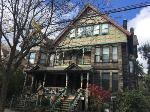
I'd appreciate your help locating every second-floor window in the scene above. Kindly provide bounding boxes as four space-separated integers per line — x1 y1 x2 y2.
112 46 118 62
102 47 109 62
95 47 100 62
40 53 47 64
86 26 93 36
102 72 110 90
77 27 85 37
29 52 36 64
70 29 75 38
93 25 100 35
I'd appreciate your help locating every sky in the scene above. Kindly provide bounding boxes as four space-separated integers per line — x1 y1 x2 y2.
69 0 150 72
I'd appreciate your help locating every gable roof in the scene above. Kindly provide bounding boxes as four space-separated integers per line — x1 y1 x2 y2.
54 4 131 45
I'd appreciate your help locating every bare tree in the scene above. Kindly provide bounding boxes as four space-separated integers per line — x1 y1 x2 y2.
0 0 78 110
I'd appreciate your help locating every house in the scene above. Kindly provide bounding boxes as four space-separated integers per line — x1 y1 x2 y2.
24 4 138 111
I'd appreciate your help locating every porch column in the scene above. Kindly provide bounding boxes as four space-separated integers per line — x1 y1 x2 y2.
31 75 34 89
23 73 27 88
85 72 89 111
65 73 68 87
80 74 83 88
43 74 47 87
82 48 85 64
62 51 65 65
55 50 58 65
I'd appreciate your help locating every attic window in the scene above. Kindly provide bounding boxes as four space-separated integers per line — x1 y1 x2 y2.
70 29 75 38
93 25 100 35
86 26 93 36
77 27 85 37
102 24 109 35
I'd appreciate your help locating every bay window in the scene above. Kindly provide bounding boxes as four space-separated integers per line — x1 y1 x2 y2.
112 46 118 62
95 47 101 62
102 47 109 62
102 72 110 90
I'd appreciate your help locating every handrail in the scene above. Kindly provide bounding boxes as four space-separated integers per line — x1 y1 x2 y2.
50 87 67 112
69 89 82 111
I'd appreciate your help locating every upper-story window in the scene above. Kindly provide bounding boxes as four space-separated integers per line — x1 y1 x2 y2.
102 72 110 90
93 25 100 35
112 46 118 62
29 52 36 64
77 27 85 37
95 47 101 62
40 53 47 64
86 26 93 36
70 29 75 38
101 24 109 35
102 47 109 62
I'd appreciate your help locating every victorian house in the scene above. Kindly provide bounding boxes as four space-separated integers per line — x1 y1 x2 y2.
24 4 138 111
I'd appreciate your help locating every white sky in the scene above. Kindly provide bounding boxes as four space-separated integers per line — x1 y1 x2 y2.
128 6 150 73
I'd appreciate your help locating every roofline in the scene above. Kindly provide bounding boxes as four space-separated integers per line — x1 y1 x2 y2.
53 4 132 46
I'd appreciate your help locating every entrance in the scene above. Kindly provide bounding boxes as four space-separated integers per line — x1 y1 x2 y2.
68 73 81 94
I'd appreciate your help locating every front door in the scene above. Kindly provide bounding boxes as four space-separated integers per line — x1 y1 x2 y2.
68 73 81 94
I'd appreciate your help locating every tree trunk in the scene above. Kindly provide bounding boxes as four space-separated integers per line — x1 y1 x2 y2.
0 71 10 112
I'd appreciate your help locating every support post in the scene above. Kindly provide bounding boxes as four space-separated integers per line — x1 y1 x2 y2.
66 73 68 87
82 48 85 65
31 75 34 90
85 72 89 111
43 74 46 87
62 51 65 65
81 74 83 89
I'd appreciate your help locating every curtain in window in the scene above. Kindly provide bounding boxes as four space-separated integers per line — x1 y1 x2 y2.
102 47 109 62
112 46 118 62
93 25 100 35
102 73 110 90
112 73 118 92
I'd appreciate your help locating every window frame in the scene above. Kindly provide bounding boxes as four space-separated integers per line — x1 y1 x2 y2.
40 53 47 65
101 23 109 35
29 52 36 64
95 47 101 63
112 72 118 92
93 24 100 36
70 28 76 38
102 72 110 90
112 46 118 62
102 46 110 62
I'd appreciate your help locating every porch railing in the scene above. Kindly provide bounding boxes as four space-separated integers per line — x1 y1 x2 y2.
50 87 67 112
69 88 83 111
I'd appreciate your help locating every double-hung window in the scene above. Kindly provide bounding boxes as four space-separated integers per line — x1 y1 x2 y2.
77 27 85 37
93 25 100 35
102 47 109 62
112 46 118 62
101 24 109 35
40 53 47 64
102 72 110 90
70 29 75 38
86 26 93 36
95 47 101 62
29 52 36 64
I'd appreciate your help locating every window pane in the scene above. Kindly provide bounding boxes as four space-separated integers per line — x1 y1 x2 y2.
112 46 118 62
103 47 109 62
29 59 35 64
102 24 108 34
29 52 36 64
86 26 93 36
41 53 47 59
93 25 100 35
95 56 100 62
102 73 110 90
70 29 75 38
77 27 85 37
95 47 100 55
112 73 118 92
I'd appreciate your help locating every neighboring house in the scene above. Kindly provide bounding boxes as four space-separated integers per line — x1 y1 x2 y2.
24 4 138 111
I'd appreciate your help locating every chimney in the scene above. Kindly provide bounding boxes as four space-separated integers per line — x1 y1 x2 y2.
123 19 127 30
130 27 134 35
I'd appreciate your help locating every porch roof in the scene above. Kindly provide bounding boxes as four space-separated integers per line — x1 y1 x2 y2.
25 63 93 74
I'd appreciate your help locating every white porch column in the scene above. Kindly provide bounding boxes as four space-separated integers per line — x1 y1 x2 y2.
62 51 65 65
81 74 83 88
43 74 47 87
82 48 85 64
66 73 68 87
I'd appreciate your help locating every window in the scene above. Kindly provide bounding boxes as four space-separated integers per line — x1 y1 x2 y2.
95 47 100 62
29 52 36 64
101 24 109 34
70 29 75 38
77 27 85 37
40 53 47 64
112 73 118 92
102 47 109 62
129 61 134 73
93 25 100 35
112 46 118 62
102 72 110 90
86 26 93 36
